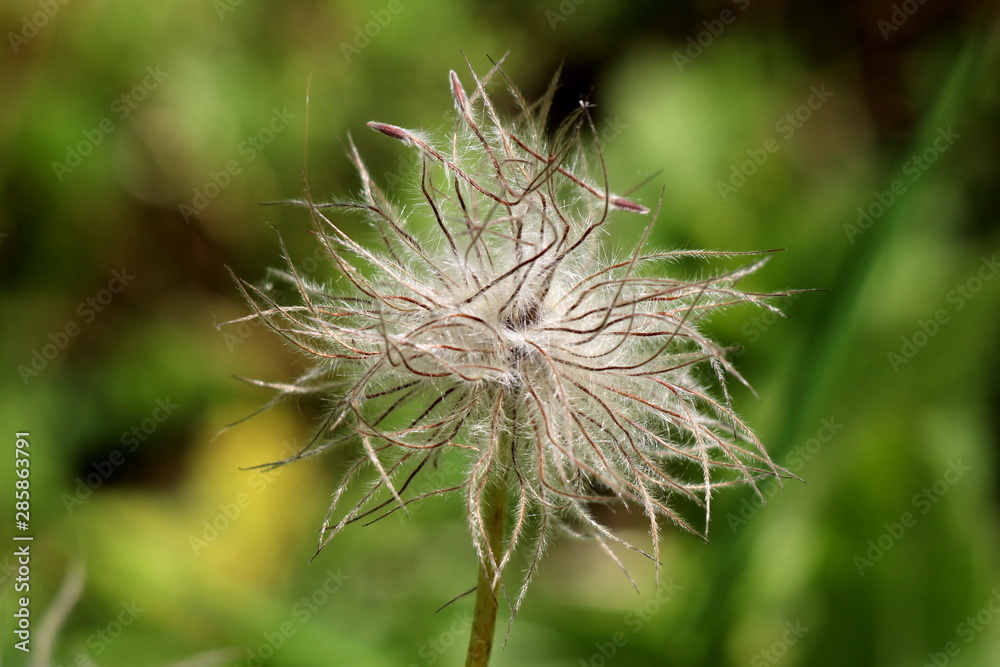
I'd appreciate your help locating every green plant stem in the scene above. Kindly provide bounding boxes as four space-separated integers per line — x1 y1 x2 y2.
464 476 509 667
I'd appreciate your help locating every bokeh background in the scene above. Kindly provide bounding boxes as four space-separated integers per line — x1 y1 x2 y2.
2 1 1000 665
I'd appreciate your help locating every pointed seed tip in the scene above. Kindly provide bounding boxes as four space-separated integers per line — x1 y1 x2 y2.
367 122 409 142
449 71 468 108
611 196 650 214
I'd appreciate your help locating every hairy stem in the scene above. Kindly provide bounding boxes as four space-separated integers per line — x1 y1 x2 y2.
464 474 509 667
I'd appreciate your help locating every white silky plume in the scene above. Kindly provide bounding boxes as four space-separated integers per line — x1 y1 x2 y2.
228 61 791 616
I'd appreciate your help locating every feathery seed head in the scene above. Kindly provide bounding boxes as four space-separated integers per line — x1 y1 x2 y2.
230 60 790 614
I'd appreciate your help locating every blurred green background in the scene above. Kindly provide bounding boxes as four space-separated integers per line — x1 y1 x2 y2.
2 1 999 665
